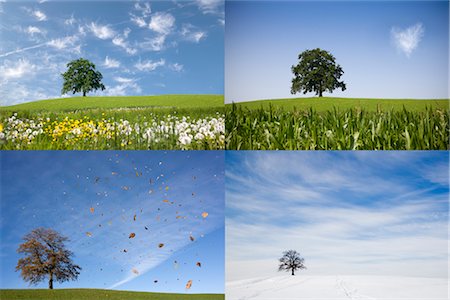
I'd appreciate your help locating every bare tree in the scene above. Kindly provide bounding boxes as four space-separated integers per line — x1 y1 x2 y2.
278 250 306 276
15 228 81 289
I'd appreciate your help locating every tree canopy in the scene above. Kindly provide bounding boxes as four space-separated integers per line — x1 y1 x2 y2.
291 48 346 97
61 58 105 97
15 228 81 289
278 250 306 276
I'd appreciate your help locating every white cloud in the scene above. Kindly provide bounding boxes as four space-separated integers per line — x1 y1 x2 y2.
196 0 223 14
25 26 43 36
114 76 134 84
103 56 120 68
149 12 175 35
181 24 207 43
104 81 142 96
131 15 147 28
135 58 165 71
33 9 47 21
47 35 80 52
112 36 137 55
0 43 47 58
134 2 151 17
0 59 36 81
64 15 76 26
169 63 183 72
88 22 116 40
140 35 166 51
391 23 425 58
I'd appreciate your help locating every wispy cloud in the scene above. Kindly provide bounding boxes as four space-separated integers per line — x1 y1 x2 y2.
103 56 120 68
195 0 223 15
89 22 116 40
47 35 80 52
149 12 175 35
64 14 76 26
130 15 147 28
32 9 47 21
181 24 207 43
391 23 425 58
135 58 165 71
134 2 151 17
169 63 183 72
25 26 43 36
0 59 36 81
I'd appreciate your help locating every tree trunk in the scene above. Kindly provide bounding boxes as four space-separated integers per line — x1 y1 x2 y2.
291 269 295 276
49 273 53 289
83 90 86 97
319 90 323 97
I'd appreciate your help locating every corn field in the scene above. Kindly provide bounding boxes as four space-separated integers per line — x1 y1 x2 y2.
225 104 449 150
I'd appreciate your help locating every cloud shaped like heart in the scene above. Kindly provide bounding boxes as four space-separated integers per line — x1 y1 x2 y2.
391 23 425 58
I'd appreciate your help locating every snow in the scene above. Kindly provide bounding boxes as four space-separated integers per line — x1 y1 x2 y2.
226 275 448 300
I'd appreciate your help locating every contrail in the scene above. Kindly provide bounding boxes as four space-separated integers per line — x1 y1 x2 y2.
0 43 48 58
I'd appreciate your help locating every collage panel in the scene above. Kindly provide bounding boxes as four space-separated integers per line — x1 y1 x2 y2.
0 1 224 150
226 151 448 299
225 0 449 150
0 151 225 299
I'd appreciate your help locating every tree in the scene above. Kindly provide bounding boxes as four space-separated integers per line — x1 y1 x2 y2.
291 48 346 97
278 250 306 276
15 228 81 289
61 58 105 97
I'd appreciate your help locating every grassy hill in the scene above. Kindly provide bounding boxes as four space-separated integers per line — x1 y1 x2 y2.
227 97 449 112
0 289 224 300
0 94 223 112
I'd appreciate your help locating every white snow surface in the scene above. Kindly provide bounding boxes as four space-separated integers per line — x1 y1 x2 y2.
226 275 448 300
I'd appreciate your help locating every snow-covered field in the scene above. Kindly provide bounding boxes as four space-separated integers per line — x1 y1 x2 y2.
226 275 448 300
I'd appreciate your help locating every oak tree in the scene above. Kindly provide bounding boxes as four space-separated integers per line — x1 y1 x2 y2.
61 58 105 97
291 48 346 97
15 228 81 289
278 250 306 276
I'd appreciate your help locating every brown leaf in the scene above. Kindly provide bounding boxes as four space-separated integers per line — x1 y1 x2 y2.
132 268 139 275
133 214 137 221
158 243 164 248
201 212 208 218
196 262 201 267
90 207 95 214
86 232 92 237
123 249 127 253
186 279 192 289
129 233 136 239
189 235 195 242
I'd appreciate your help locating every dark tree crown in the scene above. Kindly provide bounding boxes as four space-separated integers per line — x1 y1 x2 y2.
61 58 105 97
278 250 306 276
291 48 346 97
16 228 81 289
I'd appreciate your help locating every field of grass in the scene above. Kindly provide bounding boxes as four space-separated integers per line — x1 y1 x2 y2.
0 95 225 150
226 101 449 150
228 97 449 112
0 289 224 300
1 94 223 112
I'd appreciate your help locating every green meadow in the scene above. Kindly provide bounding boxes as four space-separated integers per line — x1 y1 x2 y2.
0 289 224 300
225 97 449 150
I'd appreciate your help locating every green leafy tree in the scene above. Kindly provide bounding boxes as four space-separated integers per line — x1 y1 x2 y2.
61 58 105 97
291 48 346 97
15 228 81 289
278 250 306 276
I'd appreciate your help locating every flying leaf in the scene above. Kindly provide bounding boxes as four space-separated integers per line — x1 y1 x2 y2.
145 226 149 230
189 235 195 242
158 243 164 248
196 262 201 267
123 249 127 253
133 214 137 221
132 268 139 275
90 207 95 214
129 233 136 239
165 186 169 191
201 212 208 218
86 232 92 237
122 186 130 191
186 280 192 289
112 172 118 175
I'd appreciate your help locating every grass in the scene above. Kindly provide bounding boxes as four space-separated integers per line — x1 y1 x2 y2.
226 103 449 150
1 94 223 112
228 97 449 112
0 289 224 300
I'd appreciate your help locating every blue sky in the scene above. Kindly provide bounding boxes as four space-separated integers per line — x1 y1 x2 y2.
225 1 449 102
0 0 224 105
0 151 224 293
226 151 449 281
